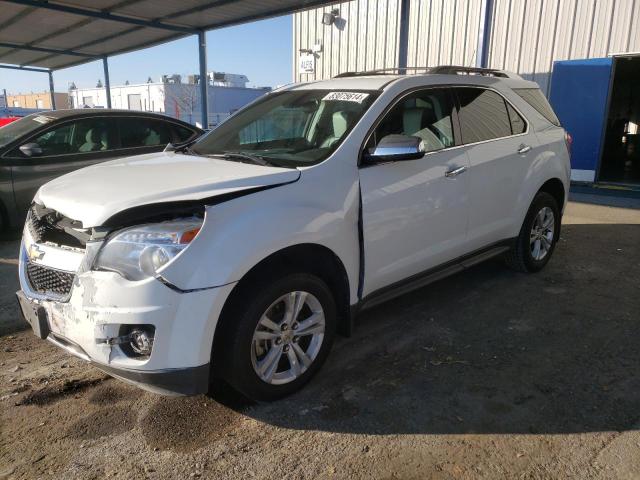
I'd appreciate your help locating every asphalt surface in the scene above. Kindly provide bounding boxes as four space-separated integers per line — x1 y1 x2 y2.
1 194 639 479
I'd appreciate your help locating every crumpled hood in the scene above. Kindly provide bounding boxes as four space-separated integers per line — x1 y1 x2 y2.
36 152 300 228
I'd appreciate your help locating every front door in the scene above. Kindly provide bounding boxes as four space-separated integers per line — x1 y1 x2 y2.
359 87 470 297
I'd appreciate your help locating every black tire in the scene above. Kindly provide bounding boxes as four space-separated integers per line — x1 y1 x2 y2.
505 191 560 273
215 272 336 401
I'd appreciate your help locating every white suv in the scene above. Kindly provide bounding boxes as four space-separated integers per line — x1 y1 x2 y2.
17 67 571 400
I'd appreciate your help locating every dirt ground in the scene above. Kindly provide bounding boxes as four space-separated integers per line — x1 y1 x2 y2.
1 194 640 480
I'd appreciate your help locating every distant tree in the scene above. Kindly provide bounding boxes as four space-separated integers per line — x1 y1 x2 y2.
160 84 199 124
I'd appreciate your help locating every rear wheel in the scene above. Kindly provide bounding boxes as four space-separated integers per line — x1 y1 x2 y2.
505 191 560 272
217 273 336 401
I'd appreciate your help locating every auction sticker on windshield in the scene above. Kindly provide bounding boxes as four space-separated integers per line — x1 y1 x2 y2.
32 115 55 124
323 92 370 103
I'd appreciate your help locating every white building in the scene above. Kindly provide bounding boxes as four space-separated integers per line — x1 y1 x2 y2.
293 0 640 96
69 72 270 128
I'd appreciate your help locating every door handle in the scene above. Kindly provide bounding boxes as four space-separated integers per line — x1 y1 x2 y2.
517 144 532 154
445 166 467 178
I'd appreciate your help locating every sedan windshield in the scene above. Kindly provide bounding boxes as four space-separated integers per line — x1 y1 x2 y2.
190 90 378 167
0 113 53 149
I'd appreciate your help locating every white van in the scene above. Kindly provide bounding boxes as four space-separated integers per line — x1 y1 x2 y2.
17 67 571 400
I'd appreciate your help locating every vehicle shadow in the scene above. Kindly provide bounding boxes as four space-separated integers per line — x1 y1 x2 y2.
211 222 640 435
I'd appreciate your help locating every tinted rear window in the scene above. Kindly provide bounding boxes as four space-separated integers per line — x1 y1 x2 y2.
514 88 560 126
456 88 512 144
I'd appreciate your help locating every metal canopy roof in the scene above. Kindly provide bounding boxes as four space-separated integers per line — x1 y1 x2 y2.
0 0 334 71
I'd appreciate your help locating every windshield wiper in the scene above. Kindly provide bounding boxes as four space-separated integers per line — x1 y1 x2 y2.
220 152 278 167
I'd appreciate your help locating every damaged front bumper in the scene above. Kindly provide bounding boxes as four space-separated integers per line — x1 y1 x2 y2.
17 234 235 396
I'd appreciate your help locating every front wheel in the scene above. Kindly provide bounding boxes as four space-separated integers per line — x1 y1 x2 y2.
217 273 336 401
505 191 560 272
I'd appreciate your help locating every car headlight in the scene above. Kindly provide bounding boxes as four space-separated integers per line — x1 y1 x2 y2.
94 217 203 281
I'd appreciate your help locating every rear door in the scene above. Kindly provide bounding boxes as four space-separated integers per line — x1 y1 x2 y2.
7 117 122 218
453 87 535 251
359 87 470 296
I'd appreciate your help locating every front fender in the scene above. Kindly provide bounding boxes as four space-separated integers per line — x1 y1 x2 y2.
158 169 361 304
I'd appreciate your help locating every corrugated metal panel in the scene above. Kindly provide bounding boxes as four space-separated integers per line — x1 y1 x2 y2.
293 0 401 81
406 0 482 68
295 0 640 91
488 0 640 96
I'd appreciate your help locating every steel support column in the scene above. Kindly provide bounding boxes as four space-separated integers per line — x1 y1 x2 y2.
397 0 410 73
103 57 112 108
476 0 494 68
198 30 208 129
48 70 56 110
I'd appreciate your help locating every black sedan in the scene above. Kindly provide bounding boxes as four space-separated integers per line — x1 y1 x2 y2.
0 109 203 230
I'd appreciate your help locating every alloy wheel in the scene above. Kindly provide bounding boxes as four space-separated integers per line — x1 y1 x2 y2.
530 206 555 261
250 291 325 385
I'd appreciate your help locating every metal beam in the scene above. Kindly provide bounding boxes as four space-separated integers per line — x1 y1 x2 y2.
198 0 337 31
48 70 56 110
0 63 49 73
0 6 36 35
4 0 198 34
198 30 208 129
397 0 410 73
0 42 98 58
102 57 112 108
476 0 494 68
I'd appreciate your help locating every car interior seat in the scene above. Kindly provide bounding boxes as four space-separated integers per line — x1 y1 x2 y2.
143 128 161 146
320 111 349 148
78 128 103 152
402 101 445 151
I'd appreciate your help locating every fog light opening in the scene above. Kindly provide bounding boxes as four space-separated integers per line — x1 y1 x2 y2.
130 328 154 355
117 325 155 358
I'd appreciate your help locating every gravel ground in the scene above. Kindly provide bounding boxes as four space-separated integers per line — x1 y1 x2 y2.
1 195 639 479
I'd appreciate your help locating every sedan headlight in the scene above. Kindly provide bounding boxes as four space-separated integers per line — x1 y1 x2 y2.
94 217 203 281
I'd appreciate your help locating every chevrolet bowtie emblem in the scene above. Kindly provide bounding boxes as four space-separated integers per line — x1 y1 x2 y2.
27 243 45 262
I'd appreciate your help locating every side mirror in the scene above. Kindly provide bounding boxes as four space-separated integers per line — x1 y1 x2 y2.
19 142 43 157
363 134 425 164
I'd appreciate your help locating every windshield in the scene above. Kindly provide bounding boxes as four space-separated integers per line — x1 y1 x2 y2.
190 90 378 167
0 113 55 149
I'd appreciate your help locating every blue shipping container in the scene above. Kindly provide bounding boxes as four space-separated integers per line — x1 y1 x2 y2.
549 57 613 182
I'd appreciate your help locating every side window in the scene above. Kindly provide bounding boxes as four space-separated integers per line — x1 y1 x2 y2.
456 88 512 144
513 88 560 126
172 125 197 143
506 103 526 135
30 123 75 156
72 118 118 153
370 88 455 153
10 118 117 157
119 118 171 148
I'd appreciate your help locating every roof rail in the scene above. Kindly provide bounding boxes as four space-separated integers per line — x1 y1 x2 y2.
334 67 431 78
428 65 522 78
334 65 522 79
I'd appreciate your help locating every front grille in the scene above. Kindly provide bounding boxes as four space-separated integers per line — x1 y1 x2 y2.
26 262 75 297
27 205 87 248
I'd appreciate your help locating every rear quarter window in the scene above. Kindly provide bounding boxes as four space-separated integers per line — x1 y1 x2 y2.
514 88 560 126
172 125 198 143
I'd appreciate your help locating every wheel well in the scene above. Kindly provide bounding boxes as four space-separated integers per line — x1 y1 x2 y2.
538 178 565 211
212 244 352 365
